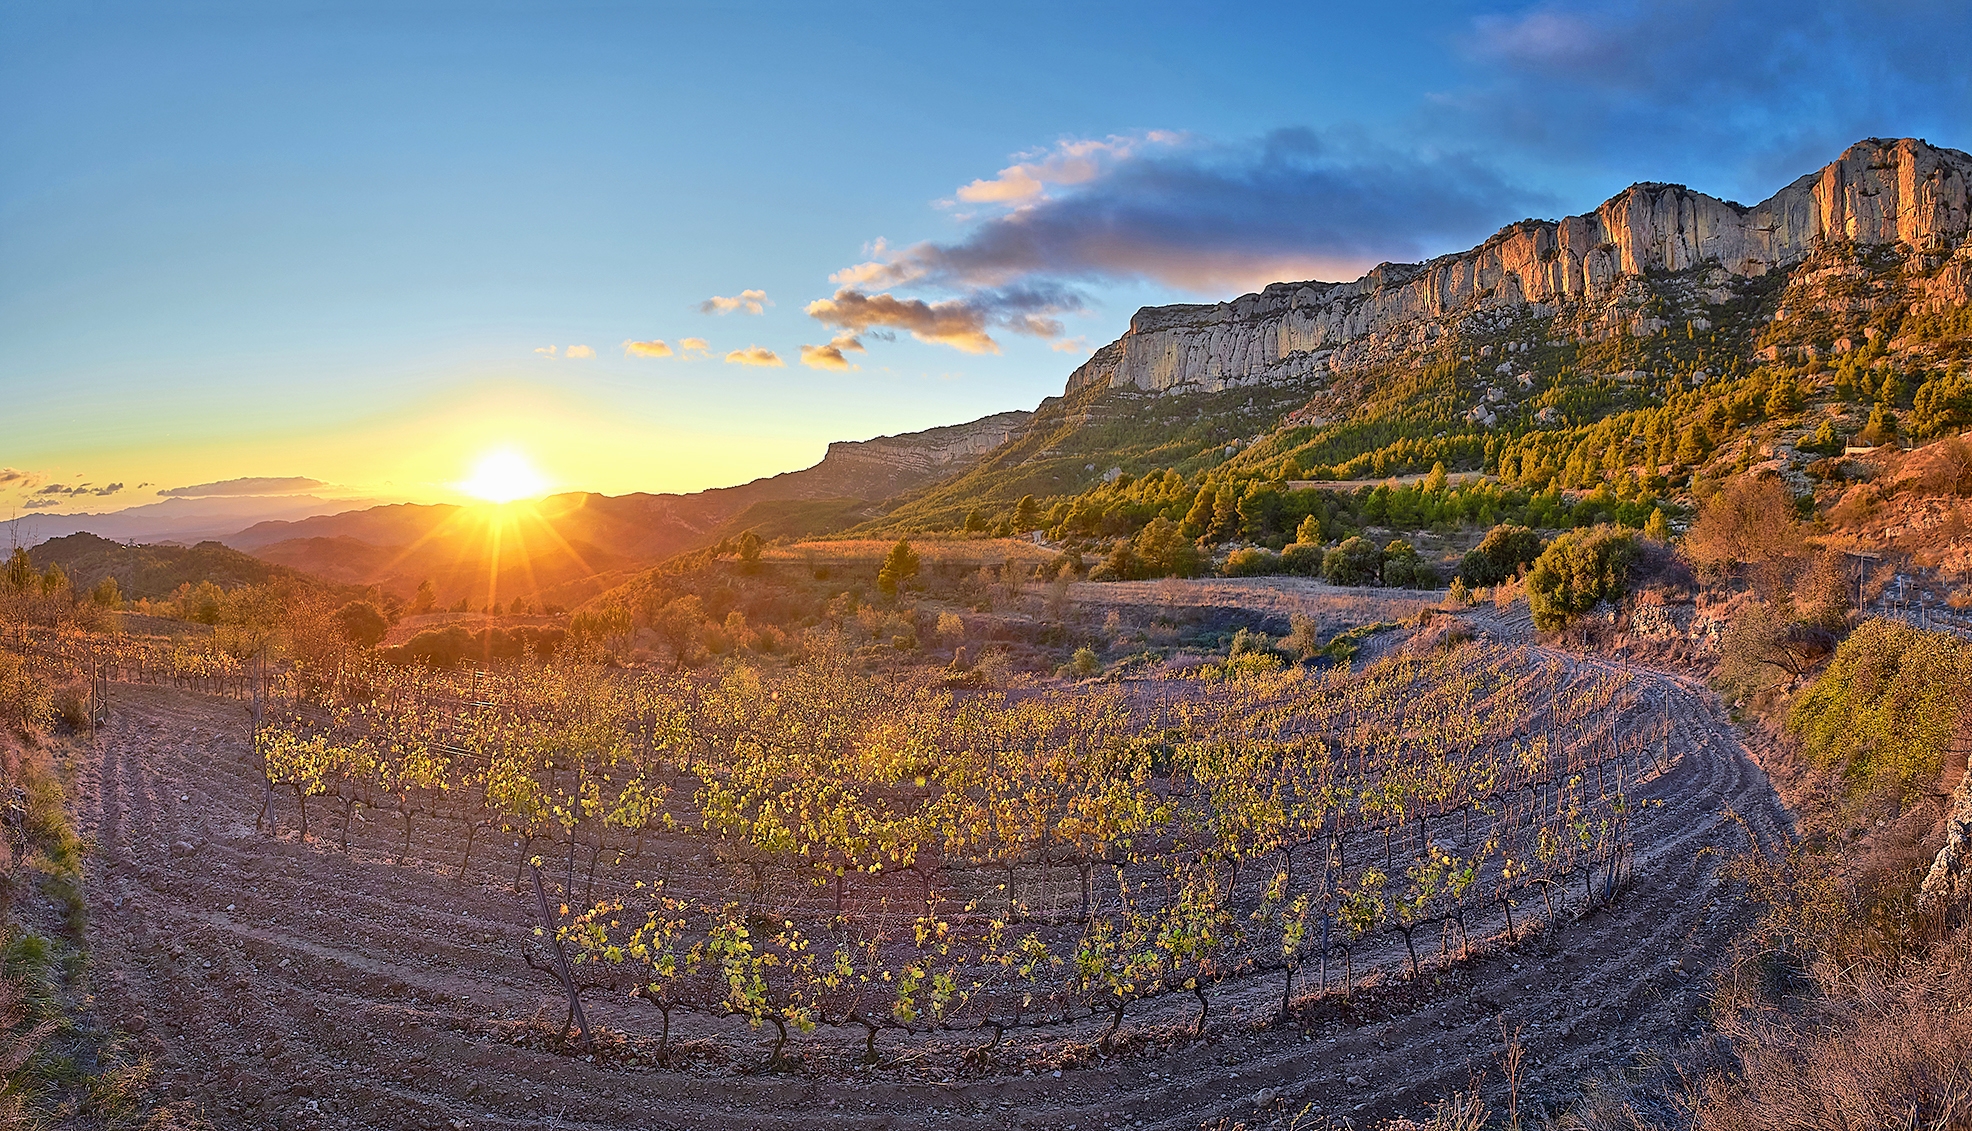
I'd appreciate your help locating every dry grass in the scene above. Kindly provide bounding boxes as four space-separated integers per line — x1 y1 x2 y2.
1697 930 1972 1131
763 538 1057 567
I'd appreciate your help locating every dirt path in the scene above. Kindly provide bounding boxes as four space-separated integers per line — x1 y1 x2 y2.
78 652 1787 1131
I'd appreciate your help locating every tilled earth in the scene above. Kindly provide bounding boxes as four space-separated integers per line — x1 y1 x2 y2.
79 645 1788 1131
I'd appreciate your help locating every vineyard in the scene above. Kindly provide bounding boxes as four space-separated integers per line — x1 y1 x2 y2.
228 641 1670 1071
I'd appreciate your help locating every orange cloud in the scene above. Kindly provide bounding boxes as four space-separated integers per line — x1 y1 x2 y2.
804 289 1000 355
699 289 770 315
724 346 784 367
799 334 867 371
565 344 595 359
623 339 674 358
951 133 1178 207
679 337 710 355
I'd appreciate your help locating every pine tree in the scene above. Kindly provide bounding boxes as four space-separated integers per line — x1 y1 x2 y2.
1643 508 1670 543
877 538 920 596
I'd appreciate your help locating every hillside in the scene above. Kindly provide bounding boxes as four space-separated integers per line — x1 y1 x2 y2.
862 137 1972 532
222 411 1032 604
22 531 319 599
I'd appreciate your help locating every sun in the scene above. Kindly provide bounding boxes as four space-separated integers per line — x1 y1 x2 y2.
459 449 548 504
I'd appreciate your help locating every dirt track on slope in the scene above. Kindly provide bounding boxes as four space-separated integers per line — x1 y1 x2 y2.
78 647 1787 1131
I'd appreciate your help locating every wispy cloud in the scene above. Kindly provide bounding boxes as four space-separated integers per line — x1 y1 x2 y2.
0 468 34 487
723 346 784 367
798 334 867 371
158 476 325 498
699 289 770 315
623 338 674 358
679 337 711 357
1051 337 1091 355
535 345 558 357
565 344 595 359
34 482 123 497
949 133 1180 207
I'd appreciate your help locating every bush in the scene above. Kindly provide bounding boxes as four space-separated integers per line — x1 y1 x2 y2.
1067 646 1101 679
1525 526 1637 632
1280 542 1324 576
1457 523 1544 586
1787 619 1970 799
1222 547 1281 577
1321 537 1384 586
334 600 389 647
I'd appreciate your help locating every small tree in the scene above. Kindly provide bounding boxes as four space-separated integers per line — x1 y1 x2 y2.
876 538 919 596
1293 514 1321 545
1321 537 1383 586
737 530 763 571
1381 540 1422 588
1642 508 1671 543
1525 526 1636 632
333 601 390 647
1458 524 1544 586
1014 495 1043 532
410 578 437 614
1682 474 1800 582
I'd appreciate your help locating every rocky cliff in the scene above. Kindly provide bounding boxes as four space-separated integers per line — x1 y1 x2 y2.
1068 137 1972 396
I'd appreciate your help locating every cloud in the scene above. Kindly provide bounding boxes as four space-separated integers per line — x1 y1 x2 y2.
535 345 558 357
950 133 1180 207
830 129 1544 299
798 334 868 371
158 476 326 498
23 499 61 510
0 468 32 487
565 344 595 359
1447 2 1972 198
804 285 1079 355
678 337 711 356
32 482 123 498
723 346 784 367
699 289 771 315
623 338 674 358
1051 337 1091 355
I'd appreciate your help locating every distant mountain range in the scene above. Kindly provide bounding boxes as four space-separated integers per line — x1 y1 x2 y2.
23 412 1033 606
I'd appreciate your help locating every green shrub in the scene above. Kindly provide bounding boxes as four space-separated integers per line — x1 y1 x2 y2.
1525 526 1637 631
1457 523 1545 586
1223 547 1282 577
1280 542 1324 576
1787 619 1971 798
1321 537 1384 586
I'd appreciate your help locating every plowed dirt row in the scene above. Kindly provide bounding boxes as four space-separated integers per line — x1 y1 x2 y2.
78 651 1786 1131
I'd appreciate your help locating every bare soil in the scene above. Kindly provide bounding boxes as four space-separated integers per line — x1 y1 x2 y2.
78 639 1788 1131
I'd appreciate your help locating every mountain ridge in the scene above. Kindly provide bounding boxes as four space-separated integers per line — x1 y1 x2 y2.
1066 137 1972 397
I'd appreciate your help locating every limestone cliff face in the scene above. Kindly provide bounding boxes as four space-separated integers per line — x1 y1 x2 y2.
817 411 1033 479
1069 138 1972 395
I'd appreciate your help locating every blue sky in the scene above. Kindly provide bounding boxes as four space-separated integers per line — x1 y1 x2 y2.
3 1 1968 509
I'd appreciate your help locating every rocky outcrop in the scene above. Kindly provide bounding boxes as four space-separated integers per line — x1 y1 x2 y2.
1922 764 1972 927
817 411 1033 481
1069 138 1972 395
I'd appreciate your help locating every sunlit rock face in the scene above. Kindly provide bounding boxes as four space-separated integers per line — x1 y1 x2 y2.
817 410 1034 480
1067 138 1972 396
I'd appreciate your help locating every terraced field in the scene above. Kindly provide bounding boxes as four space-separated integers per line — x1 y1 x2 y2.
77 631 1786 1130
